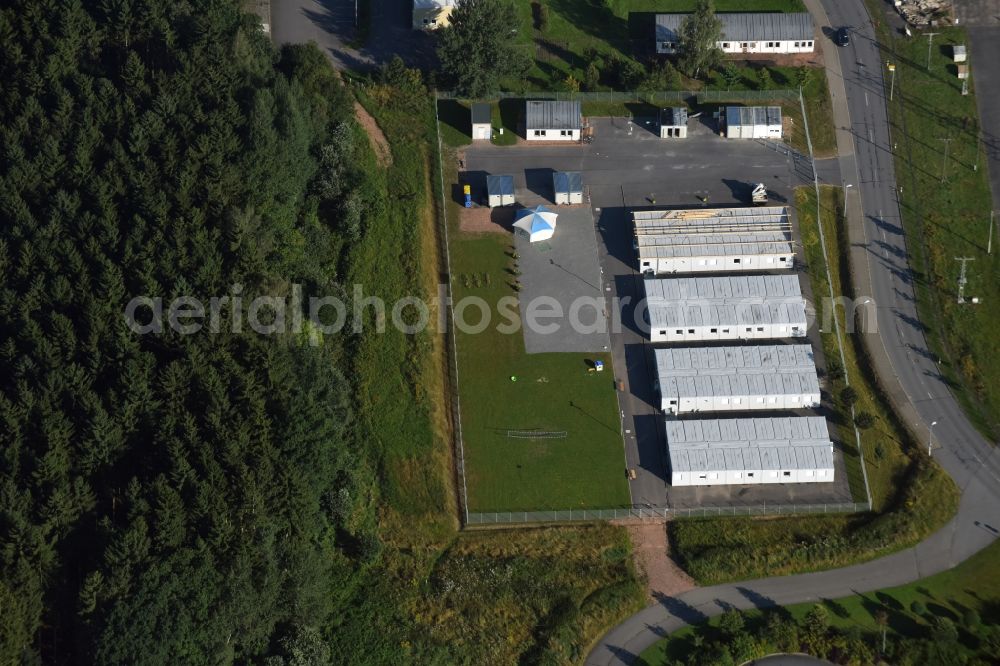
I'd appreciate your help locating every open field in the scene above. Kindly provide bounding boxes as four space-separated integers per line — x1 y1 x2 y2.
665 186 959 585
873 23 1000 438
449 231 631 512
640 537 1000 665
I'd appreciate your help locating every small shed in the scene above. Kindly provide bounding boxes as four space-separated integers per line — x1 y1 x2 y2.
953 44 967 63
724 106 782 139
957 64 969 80
486 175 515 208
471 103 491 141
525 100 582 141
553 171 583 205
659 107 688 138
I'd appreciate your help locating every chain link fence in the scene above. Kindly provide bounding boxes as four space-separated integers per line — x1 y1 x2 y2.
467 501 870 525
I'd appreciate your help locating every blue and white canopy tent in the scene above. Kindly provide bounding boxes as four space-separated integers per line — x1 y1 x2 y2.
513 205 558 242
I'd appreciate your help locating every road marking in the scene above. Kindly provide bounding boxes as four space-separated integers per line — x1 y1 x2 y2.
865 92 869 107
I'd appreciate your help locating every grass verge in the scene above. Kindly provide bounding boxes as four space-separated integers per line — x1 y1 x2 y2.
867 17 1000 438
639 539 1000 665
665 186 959 586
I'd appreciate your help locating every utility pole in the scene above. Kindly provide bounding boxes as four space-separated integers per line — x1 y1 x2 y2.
925 32 940 71
887 61 896 101
989 210 995 255
939 136 953 182
955 257 974 303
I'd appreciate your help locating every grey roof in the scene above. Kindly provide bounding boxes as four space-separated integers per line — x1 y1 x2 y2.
667 417 834 473
471 103 491 125
655 345 820 401
645 275 807 330
525 100 582 130
660 107 688 127
553 171 583 195
656 12 814 43
634 207 793 260
414 0 457 8
486 174 514 196
726 106 782 128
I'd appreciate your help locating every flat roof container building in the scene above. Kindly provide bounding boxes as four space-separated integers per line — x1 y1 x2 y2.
553 171 583 204
525 100 582 141
413 0 457 29
659 107 688 138
724 106 782 139
654 345 820 414
645 275 807 343
633 206 794 274
656 13 815 54
666 417 834 486
486 175 515 208
471 103 491 140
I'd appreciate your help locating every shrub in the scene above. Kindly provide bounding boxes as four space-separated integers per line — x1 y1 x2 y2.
855 412 877 429
841 386 859 407
585 61 601 91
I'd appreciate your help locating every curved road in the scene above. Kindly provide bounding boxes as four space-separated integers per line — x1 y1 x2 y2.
587 0 1000 663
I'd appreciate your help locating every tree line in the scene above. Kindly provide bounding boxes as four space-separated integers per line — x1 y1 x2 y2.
0 1 379 662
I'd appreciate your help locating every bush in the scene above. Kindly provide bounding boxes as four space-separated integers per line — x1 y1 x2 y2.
910 600 926 616
605 53 645 89
962 609 981 628
585 61 601 91
855 412 877 429
841 386 859 407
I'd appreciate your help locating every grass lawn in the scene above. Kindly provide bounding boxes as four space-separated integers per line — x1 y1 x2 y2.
869 20 1000 438
639 538 1000 665
665 186 959 586
449 232 631 512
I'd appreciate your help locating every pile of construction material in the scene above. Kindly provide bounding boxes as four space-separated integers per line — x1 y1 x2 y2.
895 0 952 27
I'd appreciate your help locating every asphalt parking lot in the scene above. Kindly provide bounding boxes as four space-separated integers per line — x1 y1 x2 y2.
463 119 856 509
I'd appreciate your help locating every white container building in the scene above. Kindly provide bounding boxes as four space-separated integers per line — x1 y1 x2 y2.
659 107 688 138
634 206 794 275
553 171 583 205
656 13 815 55
654 345 820 414
525 100 582 141
412 0 457 29
486 175 515 208
645 275 808 343
724 106 783 139
471 103 492 140
666 416 835 486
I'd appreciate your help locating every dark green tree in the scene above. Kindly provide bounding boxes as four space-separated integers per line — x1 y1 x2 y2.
677 0 724 79
437 0 528 97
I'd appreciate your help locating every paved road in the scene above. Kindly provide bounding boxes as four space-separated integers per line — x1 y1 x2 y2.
587 0 1000 662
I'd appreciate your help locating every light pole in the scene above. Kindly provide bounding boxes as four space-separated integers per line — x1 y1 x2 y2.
843 183 853 219
887 62 896 101
928 420 938 456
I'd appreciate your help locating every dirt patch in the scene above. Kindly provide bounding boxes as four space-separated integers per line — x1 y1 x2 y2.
728 47 825 69
353 101 392 167
616 521 696 602
459 205 516 234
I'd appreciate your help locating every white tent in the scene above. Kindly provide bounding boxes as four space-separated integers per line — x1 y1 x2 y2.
513 206 557 242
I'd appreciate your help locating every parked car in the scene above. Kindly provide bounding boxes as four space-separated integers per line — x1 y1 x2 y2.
835 27 850 47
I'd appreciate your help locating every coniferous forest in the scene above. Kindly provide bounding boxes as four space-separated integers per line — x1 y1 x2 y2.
0 1 374 662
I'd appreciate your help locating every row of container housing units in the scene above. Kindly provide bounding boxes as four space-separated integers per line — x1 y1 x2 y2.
468 101 783 144
635 206 834 487
414 3 817 60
